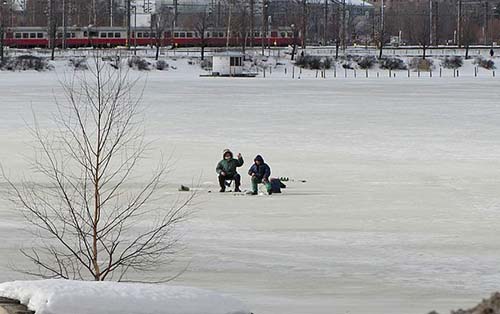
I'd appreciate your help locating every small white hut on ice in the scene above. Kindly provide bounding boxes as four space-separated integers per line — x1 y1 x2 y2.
211 52 244 76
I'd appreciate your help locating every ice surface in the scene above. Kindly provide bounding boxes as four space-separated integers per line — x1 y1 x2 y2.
1 57 500 314
0 279 250 314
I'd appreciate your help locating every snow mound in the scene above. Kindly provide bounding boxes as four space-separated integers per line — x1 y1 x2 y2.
0 279 250 314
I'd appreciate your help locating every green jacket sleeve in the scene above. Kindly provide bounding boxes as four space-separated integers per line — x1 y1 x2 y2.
216 160 223 174
237 157 244 167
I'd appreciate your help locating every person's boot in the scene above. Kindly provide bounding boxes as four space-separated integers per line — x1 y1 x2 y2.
219 187 225 192
234 185 241 192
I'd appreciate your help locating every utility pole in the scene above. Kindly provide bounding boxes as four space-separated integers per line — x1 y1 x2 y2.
342 0 346 51
174 0 178 27
379 0 384 58
127 0 131 49
457 0 462 47
429 0 432 46
250 0 254 47
484 1 489 45
262 0 267 55
226 0 232 48
62 0 66 49
302 0 307 48
110 0 113 27
434 1 439 46
0 1 5 64
324 0 328 45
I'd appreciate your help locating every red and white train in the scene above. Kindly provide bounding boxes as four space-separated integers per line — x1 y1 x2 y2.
2 26 298 48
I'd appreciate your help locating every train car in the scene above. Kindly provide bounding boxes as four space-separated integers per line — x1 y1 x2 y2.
2 26 298 49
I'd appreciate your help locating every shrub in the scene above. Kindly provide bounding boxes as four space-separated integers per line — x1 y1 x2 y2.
127 56 151 71
356 55 377 69
68 57 88 70
409 57 434 71
342 62 354 69
474 56 496 70
200 58 212 70
0 55 52 71
295 55 332 69
442 56 463 69
379 57 407 70
155 60 169 70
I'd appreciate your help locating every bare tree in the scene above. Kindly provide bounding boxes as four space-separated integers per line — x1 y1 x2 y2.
4 55 192 281
187 6 211 61
152 6 173 61
461 15 479 59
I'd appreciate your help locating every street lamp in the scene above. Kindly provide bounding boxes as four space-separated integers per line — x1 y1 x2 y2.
1 0 8 63
261 0 269 56
131 4 137 55
87 24 94 47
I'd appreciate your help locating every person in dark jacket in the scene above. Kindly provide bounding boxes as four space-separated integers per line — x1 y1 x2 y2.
248 155 271 195
216 149 244 192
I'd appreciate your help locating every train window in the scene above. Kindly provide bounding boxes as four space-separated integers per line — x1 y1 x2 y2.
72 33 76 38
115 32 121 38
30 33 36 38
179 32 186 38
271 31 277 37
90 31 98 37
15 33 21 38
23 33 29 38
219 32 224 37
83 31 88 37
173 32 179 38
287 32 293 37
137 32 143 38
38 33 44 38
186 32 193 38
100 32 107 38
254 32 260 37
107 32 114 38
280 32 286 38
144 32 150 37
165 31 171 37
151 32 156 38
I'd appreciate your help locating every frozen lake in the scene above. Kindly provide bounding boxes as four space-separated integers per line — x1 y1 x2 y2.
1 60 500 314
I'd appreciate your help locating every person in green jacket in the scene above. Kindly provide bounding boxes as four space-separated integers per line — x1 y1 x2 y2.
216 149 244 192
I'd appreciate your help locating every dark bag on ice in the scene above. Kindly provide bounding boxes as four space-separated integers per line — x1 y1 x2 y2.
270 178 282 193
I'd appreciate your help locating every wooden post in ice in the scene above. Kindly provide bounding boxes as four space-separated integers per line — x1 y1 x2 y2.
263 67 266 78
334 66 337 78
388 69 392 77
292 66 295 78
316 70 318 78
408 69 410 78
354 69 357 78
493 70 496 77
430 69 432 77
344 68 347 78
366 69 368 78
439 67 442 77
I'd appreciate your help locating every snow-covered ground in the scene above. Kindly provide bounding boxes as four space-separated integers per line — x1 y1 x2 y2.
0 280 250 314
1 57 500 314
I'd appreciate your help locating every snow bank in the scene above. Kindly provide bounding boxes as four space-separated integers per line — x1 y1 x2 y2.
0 280 250 314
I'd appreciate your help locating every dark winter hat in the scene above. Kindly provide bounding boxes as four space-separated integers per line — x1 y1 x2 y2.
254 155 264 163
222 149 233 158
